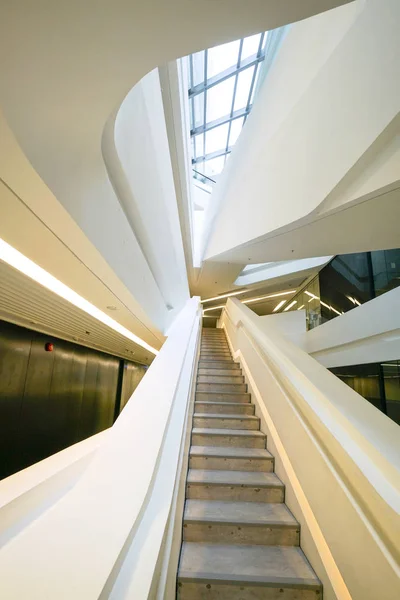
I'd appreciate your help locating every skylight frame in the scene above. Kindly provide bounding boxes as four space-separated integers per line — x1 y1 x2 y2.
188 32 267 176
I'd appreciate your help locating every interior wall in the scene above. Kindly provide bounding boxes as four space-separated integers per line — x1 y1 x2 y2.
304 287 400 367
203 0 400 263
0 320 145 480
110 69 190 322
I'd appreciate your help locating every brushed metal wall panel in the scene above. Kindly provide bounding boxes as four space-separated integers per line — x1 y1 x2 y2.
0 320 126 479
18 334 56 470
0 322 31 478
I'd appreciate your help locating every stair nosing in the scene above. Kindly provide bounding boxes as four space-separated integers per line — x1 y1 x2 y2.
192 428 265 437
178 571 321 590
187 470 284 489
194 413 259 421
190 446 273 458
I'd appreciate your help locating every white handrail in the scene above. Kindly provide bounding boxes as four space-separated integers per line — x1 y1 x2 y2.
0 296 201 600
220 298 400 600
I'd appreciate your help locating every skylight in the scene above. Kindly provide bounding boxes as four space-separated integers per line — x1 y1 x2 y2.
188 32 268 181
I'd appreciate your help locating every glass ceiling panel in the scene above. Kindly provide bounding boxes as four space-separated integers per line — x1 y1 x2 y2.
206 77 235 122
193 92 204 128
233 65 255 112
241 34 261 62
228 117 244 146
191 51 205 86
188 31 268 179
204 156 225 178
195 133 204 158
207 40 240 78
205 123 230 156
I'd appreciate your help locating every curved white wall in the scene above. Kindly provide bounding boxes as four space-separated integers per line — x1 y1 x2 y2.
204 0 400 264
0 0 349 338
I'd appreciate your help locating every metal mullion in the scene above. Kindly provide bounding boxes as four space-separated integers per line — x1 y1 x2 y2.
193 146 234 163
203 49 208 161
189 54 195 89
226 39 243 151
258 33 265 58
188 55 262 98
191 107 249 136
246 64 259 113
245 34 265 113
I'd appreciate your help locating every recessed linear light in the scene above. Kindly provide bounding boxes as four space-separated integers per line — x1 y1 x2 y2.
283 300 297 312
297 305 305 310
201 290 247 303
203 304 225 313
273 300 287 312
0 238 159 355
242 290 295 305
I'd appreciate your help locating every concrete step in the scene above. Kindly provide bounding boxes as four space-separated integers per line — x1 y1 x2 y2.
193 414 260 431
198 368 242 376
194 401 254 415
196 382 247 393
186 470 284 503
183 500 299 546
178 543 321 599
196 391 251 403
191 428 266 449
200 354 232 360
201 347 230 353
197 375 244 384
198 360 239 370
189 446 274 472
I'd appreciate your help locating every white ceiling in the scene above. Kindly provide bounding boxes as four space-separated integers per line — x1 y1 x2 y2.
0 0 352 351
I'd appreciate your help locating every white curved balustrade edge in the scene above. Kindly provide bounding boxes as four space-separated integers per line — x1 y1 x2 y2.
0 431 108 550
218 298 400 600
0 296 201 600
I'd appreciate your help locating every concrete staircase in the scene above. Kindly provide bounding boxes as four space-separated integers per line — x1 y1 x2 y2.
177 328 322 599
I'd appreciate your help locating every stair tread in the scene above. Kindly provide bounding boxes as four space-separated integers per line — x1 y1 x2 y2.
190 446 273 459
196 391 247 396
187 469 283 488
195 401 250 407
184 500 297 527
192 428 264 437
194 413 258 421
179 543 320 587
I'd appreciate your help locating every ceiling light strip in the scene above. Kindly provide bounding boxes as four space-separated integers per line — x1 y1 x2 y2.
272 300 287 313
0 238 158 355
203 304 225 313
201 289 247 303
242 290 295 305
283 300 297 312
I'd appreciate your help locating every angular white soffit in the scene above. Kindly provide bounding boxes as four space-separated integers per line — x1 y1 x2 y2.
0 238 158 355
235 256 333 286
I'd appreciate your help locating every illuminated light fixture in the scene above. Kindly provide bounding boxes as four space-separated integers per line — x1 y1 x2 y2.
203 304 225 313
308 297 318 303
297 304 305 310
242 290 295 305
0 238 159 355
273 300 287 312
201 290 247 303
283 300 297 312
346 295 360 306
304 291 319 300
320 299 342 316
